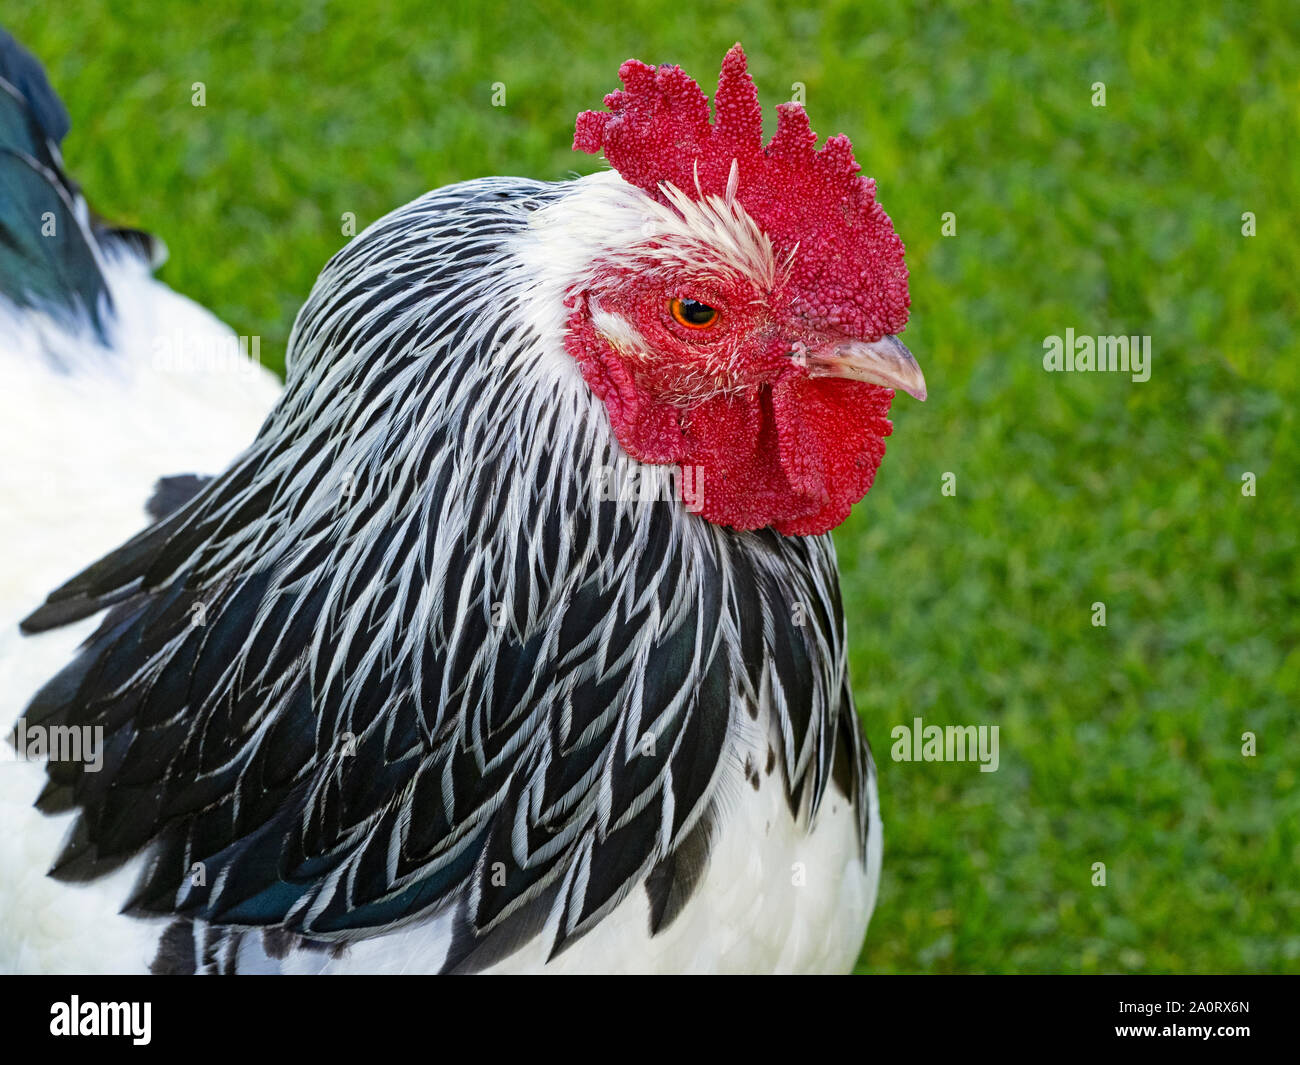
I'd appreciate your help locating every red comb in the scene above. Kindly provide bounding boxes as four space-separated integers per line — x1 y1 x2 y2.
574 44 909 339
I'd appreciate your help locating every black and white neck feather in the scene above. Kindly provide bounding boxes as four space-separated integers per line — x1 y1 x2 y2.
19 172 874 973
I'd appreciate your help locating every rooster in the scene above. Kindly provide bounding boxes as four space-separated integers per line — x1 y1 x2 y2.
0 33 925 974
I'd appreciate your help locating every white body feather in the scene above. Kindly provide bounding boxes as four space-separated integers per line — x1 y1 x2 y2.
0 255 281 972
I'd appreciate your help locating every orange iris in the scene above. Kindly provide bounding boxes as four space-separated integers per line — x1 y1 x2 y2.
669 297 719 329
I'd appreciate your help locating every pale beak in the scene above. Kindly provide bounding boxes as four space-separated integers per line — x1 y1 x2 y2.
805 335 927 401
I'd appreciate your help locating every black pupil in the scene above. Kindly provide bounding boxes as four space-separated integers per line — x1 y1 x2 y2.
679 299 715 324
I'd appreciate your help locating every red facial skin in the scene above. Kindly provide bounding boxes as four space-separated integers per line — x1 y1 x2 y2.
564 267 894 536
570 46 910 537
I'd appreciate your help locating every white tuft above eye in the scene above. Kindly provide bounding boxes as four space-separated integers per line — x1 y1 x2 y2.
590 303 651 356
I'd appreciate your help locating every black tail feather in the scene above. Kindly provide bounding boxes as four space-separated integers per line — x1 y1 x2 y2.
0 27 114 337
0 28 163 339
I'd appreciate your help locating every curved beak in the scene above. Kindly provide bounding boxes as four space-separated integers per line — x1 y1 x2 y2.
806 335 927 401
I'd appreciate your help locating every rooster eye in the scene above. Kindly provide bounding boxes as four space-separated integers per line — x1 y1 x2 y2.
669 297 719 329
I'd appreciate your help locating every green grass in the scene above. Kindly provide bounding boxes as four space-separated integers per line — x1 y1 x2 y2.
9 0 1297 972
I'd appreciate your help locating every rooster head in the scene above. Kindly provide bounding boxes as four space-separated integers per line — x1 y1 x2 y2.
563 44 922 536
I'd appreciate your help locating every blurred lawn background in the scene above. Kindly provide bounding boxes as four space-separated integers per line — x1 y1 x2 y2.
8 0 1296 972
